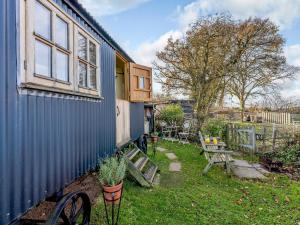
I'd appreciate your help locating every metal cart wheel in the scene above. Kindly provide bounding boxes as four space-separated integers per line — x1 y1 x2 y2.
46 192 91 225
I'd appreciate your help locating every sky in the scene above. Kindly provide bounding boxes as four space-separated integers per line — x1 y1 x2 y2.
78 0 300 100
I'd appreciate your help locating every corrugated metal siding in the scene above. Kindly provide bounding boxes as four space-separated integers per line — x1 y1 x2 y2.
130 103 145 141
0 0 117 224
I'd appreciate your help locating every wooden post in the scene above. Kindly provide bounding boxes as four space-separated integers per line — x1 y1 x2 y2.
252 126 256 153
272 130 277 151
262 126 266 152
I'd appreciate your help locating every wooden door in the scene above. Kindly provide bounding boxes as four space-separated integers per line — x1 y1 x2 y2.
116 99 131 145
129 63 152 102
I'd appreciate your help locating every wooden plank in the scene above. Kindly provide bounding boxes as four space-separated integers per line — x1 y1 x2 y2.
116 99 131 145
129 62 152 102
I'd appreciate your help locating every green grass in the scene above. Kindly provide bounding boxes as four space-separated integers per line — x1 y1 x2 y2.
91 141 300 225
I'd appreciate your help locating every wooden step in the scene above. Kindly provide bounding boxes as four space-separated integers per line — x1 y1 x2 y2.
134 157 149 171
126 148 139 160
144 165 158 183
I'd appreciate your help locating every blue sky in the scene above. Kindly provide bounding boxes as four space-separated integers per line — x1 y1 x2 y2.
79 0 300 98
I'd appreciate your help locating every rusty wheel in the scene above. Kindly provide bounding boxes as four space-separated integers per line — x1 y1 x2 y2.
46 192 91 225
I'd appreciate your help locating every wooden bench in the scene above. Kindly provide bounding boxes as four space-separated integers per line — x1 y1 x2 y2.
199 132 234 175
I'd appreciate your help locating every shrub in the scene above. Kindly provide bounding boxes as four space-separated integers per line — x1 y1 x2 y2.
98 156 126 186
202 119 227 138
277 144 300 164
158 104 184 125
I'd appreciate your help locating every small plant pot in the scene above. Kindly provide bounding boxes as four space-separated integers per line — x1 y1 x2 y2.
151 136 159 143
102 181 123 204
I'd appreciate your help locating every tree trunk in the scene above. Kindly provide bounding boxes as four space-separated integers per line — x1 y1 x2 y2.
195 98 206 131
240 100 245 122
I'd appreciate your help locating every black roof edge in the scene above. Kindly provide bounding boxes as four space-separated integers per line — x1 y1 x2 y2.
65 0 135 63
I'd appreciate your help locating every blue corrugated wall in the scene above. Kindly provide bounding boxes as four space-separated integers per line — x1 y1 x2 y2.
0 0 118 224
130 103 145 140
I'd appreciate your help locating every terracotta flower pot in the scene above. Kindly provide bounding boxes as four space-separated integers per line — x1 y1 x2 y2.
102 181 123 204
151 136 159 143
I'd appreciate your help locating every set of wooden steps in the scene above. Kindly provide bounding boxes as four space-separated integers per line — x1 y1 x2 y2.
123 143 159 187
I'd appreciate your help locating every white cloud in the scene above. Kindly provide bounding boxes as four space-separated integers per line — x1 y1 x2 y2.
176 0 300 29
133 30 182 67
78 0 149 17
133 0 300 95
279 45 300 98
132 30 183 93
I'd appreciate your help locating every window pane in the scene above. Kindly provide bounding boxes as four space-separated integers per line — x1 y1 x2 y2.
56 17 68 49
78 33 87 60
35 40 51 77
35 1 51 40
89 67 97 89
139 77 145 89
89 42 96 65
56 51 68 81
79 62 87 87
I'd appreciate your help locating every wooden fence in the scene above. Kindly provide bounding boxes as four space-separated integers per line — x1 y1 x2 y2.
260 111 291 124
226 123 300 153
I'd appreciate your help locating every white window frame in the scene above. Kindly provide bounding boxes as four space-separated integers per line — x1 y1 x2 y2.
20 0 101 98
74 26 100 96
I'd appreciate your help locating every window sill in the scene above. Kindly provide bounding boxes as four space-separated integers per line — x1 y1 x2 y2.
34 73 71 85
19 83 104 100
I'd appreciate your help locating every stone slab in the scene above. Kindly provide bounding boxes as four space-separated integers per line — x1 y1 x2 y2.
157 147 167 152
152 173 161 186
166 153 177 160
232 160 266 180
169 162 181 172
253 163 271 174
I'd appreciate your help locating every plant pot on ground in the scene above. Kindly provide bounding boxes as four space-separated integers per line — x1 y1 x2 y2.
98 156 126 204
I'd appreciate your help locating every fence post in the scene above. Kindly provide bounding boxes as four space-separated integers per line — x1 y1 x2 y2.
272 130 277 151
252 126 256 153
262 126 266 152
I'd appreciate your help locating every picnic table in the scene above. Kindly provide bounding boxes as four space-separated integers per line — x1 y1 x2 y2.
199 132 234 174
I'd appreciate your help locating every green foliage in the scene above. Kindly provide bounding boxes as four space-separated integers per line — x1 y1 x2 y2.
158 104 184 125
98 156 126 186
202 119 227 138
262 144 300 165
92 141 300 225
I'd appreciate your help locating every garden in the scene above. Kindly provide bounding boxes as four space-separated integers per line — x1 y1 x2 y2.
89 104 300 225
91 141 300 225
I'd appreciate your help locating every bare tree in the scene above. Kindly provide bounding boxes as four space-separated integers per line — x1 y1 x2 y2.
154 14 235 129
226 18 299 120
260 93 300 112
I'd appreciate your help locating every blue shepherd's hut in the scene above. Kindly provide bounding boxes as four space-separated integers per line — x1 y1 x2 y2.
0 0 152 224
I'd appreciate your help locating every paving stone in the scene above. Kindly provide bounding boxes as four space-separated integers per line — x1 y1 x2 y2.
253 163 271 174
157 147 167 152
153 173 161 186
232 160 266 180
169 162 181 172
165 153 177 160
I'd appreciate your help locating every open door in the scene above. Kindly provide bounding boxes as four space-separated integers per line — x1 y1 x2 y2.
129 63 152 102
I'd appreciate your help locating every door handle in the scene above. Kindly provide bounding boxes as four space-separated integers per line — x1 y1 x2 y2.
116 105 120 116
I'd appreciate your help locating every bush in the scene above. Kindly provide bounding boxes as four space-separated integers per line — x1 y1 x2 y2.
158 104 184 125
98 156 126 186
202 119 227 138
277 144 300 164
261 144 300 165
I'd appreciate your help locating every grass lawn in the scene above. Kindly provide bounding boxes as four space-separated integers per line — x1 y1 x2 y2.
91 141 300 225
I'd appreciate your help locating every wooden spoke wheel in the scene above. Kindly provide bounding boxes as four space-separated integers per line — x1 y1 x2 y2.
46 192 91 225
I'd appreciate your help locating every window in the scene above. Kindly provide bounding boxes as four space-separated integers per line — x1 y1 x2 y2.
35 1 51 40
32 0 71 82
139 76 145 89
76 32 98 90
21 0 101 97
35 40 52 77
